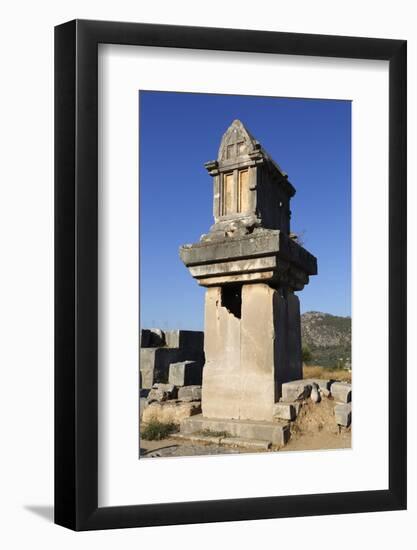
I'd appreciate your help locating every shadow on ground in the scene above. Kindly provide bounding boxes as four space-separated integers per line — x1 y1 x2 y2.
24 505 54 523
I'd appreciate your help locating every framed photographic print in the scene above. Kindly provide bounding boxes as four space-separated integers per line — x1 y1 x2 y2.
55 19 406 530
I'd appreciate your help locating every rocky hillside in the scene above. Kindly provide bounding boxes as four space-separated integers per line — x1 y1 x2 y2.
301 311 351 369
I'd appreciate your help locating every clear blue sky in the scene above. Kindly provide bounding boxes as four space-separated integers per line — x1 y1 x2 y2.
139 91 351 330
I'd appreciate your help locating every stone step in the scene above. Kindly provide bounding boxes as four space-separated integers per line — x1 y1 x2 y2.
180 414 290 446
172 433 222 445
173 432 272 450
220 437 272 450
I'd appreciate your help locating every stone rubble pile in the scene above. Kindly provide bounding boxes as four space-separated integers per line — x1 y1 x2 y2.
275 378 352 428
139 329 205 424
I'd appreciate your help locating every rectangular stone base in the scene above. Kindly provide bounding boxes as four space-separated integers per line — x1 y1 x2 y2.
180 414 290 446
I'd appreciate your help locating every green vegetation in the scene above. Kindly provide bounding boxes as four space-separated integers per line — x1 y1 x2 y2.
141 419 178 441
302 345 313 363
301 312 351 369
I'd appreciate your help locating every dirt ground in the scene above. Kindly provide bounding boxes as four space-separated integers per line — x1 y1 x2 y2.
140 396 351 458
282 398 351 452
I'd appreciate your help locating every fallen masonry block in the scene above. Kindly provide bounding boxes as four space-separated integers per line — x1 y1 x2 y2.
169 360 203 386
335 402 352 427
164 330 204 353
177 385 202 402
278 398 302 416
142 401 201 425
140 328 165 348
273 402 296 421
140 347 185 388
330 382 352 403
281 380 312 401
147 383 177 402
304 378 332 391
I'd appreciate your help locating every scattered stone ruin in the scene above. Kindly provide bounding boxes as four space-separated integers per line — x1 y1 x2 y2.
139 328 205 424
139 120 352 451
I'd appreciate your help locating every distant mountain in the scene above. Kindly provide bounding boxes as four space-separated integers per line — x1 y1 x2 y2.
301 311 351 369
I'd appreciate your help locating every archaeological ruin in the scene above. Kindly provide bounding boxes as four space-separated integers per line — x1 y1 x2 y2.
179 119 317 444
139 120 352 453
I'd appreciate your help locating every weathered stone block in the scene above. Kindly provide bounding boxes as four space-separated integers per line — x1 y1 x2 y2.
331 382 352 403
281 380 312 401
304 378 331 391
164 330 204 353
180 230 317 280
177 385 202 402
139 348 185 388
142 401 201 425
147 383 177 402
273 402 296 421
180 414 290 446
140 328 165 348
169 361 203 386
335 402 352 427
280 400 302 415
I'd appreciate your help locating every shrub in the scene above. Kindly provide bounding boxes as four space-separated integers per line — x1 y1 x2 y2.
141 419 178 441
302 345 313 363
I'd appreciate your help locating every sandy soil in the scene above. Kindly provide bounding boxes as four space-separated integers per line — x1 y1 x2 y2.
281 398 351 452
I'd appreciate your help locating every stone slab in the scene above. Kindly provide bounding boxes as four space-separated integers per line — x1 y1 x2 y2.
180 230 317 276
221 437 272 450
189 256 277 278
147 383 177 402
169 361 203 386
139 348 190 389
197 270 275 286
172 433 222 445
278 400 302 416
330 382 352 403
281 380 312 401
335 403 352 427
273 402 296 421
180 414 290 446
142 401 201 425
177 385 202 402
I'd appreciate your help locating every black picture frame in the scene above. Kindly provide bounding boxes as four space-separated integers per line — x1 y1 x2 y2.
55 19 407 531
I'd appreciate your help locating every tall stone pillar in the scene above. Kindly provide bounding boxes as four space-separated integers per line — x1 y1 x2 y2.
179 120 317 437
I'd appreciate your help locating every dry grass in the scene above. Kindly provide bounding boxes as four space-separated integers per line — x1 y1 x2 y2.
141 419 178 441
303 365 352 383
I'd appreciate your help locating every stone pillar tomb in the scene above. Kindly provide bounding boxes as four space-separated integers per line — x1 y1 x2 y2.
179 120 317 444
